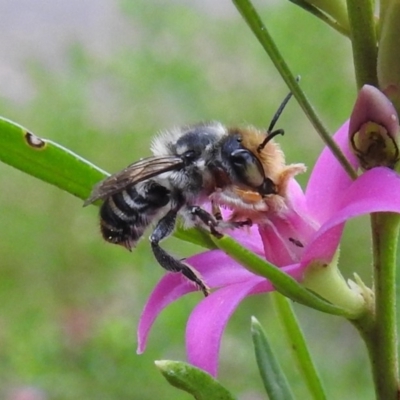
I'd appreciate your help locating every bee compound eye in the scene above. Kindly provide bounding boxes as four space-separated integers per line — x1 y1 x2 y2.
230 149 265 188
230 149 251 166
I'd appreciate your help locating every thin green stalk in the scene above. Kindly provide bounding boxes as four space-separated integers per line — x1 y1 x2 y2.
346 0 378 89
370 213 399 399
353 213 400 400
272 293 327 400
232 0 357 180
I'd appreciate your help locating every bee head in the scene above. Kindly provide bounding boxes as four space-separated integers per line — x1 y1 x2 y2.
219 132 277 195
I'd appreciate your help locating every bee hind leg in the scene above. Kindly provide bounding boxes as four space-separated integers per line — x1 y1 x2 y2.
150 209 210 296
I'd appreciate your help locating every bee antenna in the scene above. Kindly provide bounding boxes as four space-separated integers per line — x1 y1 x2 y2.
257 129 285 152
258 76 300 152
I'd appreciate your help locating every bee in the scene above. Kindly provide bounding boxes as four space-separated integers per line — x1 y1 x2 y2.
84 90 305 296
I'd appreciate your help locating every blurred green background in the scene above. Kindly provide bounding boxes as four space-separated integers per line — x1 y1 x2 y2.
0 1 376 399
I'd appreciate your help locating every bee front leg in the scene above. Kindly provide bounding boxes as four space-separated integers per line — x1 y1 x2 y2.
190 205 252 235
150 209 210 296
211 201 252 229
189 206 223 238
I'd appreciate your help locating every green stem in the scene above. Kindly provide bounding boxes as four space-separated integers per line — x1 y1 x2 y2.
377 0 400 114
379 0 391 31
271 293 327 400
371 213 399 399
346 0 378 89
353 213 400 400
289 0 351 38
232 0 357 180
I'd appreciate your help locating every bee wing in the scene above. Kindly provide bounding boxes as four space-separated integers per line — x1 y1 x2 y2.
84 155 184 206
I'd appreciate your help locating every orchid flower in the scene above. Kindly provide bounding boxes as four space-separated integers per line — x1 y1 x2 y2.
137 86 400 377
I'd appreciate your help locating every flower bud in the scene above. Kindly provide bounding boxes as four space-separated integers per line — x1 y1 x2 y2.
349 85 399 170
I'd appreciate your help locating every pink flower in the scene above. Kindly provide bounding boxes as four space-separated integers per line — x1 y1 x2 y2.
137 88 400 377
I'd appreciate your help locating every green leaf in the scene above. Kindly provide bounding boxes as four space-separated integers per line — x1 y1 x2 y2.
155 360 237 400
0 117 108 201
271 293 327 400
210 234 352 317
251 317 294 400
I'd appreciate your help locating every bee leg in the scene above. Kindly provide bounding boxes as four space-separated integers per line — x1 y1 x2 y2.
189 206 223 238
150 209 210 296
211 202 252 229
211 200 222 221
215 218 252 231
190 205 252 234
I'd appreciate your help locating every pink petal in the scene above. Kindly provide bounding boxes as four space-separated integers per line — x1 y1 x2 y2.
188 250 260 286
260 221 298 266
228 224 264 254
305 121 358 224
284 179 320 239
301 167 400 267
300 225 344 268
286 178 309 216
186 263 303 376
185 278 271 376
137 272 196 354
219 208 264 254
260 181 319 266
137 250 260 353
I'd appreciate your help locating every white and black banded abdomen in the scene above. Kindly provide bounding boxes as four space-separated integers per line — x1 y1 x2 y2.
99 180 171 249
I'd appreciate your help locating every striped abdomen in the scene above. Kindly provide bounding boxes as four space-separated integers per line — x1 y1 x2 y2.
99 181 171 250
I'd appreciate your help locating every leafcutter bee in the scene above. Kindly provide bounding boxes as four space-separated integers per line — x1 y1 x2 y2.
85 90 304 295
